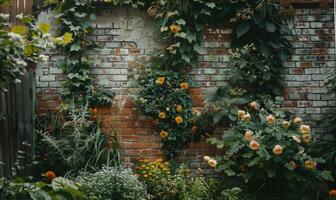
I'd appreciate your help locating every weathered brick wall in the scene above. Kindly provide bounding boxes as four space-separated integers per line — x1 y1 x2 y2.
36 6 335 166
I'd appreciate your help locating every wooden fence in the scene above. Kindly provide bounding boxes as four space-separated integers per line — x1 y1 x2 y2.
0 0 35 177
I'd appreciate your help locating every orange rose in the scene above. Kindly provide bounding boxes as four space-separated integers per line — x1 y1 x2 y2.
176 105 183 113
294 117 302 125
291 135 301 143
45 171 56 180
302 134 311 143
160 130 168 138
170 24 181 33
282 121 291 129
266 114 276 125
156 77 165 85
289 161 297 170
180 82 189 90
249 101 258 110
249 140 260 151
304 160 316 170
243 113 251 121
159 112 166 119
208 159 217 168
175 116 183 124
300 125 311 135
329 189 336 196
272 145 283 155
244 130 254 141
237 110 246 119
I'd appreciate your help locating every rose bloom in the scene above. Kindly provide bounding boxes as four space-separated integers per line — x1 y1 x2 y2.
237 110 246 119
282 121 291 129
191 126 198 133
180 82 189 90
243 113 251 121
208 159 217 168
175 116 184 124
155 77 165 85
329 189 336 196
294 117 302 125
249 101 258 110
45 171 56 180
203 156 211 162
244 130 254 141
291 135 301 143
160 130 168 138
300 124 311 135
304 160 316 170
159 112 166 119
289 161 297 170
272 145 283 155
266 114 276 125
176 105 183 113
302 134 311 143
170 24 181 33
249 140 260 151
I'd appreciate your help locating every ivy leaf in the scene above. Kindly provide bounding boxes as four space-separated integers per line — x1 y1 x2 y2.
206 2 216 9
70 44 81 52
235 21 250 38
193 43 204 54
182 54 190 63
265 21 276 33
321 170 334 181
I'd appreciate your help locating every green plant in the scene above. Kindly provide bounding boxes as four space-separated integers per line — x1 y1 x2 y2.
37 102 121 177
206 98 333 199
0 176 89 200
77 167 151 200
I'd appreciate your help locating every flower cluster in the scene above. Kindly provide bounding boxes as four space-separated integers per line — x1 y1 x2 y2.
134 158 170 179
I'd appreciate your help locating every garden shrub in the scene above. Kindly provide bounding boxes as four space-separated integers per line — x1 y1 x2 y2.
206 98 333 199
77 167 151 200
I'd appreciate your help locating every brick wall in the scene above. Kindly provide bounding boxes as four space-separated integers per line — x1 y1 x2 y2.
35 6 335 166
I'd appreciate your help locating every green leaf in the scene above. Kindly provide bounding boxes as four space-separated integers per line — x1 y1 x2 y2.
235 21 250 38
265 21 276 33
29 190 52 200
321 170 334 181
70 44 81 52
176 19 186 25
206 2 216 9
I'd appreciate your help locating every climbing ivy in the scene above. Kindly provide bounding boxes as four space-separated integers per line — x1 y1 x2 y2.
42 0 292 159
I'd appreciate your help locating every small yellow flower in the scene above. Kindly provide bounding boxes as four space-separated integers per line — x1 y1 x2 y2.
249 101 258 110
159 112 166 119
237 110 246 119
291 135 301 143
266 114 276 125
12 25 28 35
272 145 283 155
175 116 184 124
162 167 169 171
156 77 165 85
203 156 211 162
300 125 311 135
249 140 260 151
176 105 183 113
170 24 181 33
304 160 316 170
302 134 311 143
160 130 168 138
38 22 51 34
294 117 302 125
62 32 73 45
244 130 254 141
282 121 291 129
180 82 189 90
208 159 217 168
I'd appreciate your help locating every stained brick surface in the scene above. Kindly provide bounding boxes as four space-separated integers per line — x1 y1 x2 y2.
36 7 335 165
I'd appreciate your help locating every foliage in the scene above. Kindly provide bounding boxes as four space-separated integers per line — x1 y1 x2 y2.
0 176 89 200
0 13 52 91
206 98 333 199
77 167 151 200
134 159 213 200
36 102 121 177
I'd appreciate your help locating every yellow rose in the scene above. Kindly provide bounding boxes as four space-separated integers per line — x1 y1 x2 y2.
249 140 260 151
291 135 301 143
160 130 168 138
282 121 291 129
294 117 302 125
304 160 316 170
175 116 184 124
155 77 165 85
159 112 166 119
302 134 311 143
266 114 276 125
249 101 258 110
300 125 311 135
180 82 189 90
244 130 254 141
272 145 283 155
237 110 246 119
203 156 211 162
176 105 183 113
170 24 181 33
208 159 217 168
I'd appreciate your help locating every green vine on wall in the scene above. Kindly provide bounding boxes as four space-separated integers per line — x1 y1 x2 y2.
43 0 292 160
